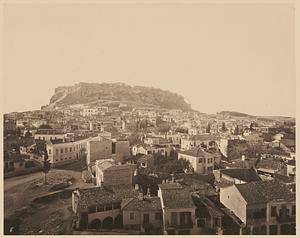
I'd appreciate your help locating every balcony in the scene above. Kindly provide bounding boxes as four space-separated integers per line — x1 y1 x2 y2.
276 214 295 223
166 221 194 229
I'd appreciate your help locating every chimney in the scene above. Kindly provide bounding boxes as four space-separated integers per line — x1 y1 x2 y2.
138 192 144 201
171 174 175 183
146 187 151 197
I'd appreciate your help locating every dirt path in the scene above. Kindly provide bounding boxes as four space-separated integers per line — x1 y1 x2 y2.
4 168 86 218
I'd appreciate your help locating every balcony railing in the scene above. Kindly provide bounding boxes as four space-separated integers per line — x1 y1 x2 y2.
166 221 194 229
276 214 295 223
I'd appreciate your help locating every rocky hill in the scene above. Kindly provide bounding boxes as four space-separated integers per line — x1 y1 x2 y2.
218 111 254 118
48 82 192 111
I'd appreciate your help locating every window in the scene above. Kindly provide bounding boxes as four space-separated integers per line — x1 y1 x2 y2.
69 148 72 152
260 225 267 235
197 219 205 227
113 203 121 209
292 205 296 215
61 149 63 154
88 206 96 213
48 149 51 155
180 212 191 225
198 158 202 163
130 212 134 220
69 157 71 160
171 212 177 225
65 157 67 160
105 204 112 211
143 213 150 225
214 218 220 227
65 148 67 153
97 205 104 212
56 149 59 155
271 206 277 217
155 212 162 220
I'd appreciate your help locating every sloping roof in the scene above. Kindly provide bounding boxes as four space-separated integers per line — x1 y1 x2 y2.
192 195 224 218
235 180 295 205
280 139 295 148
287 160 295 166
122 197 162 211
96 160 115 171
273 174 295 184
159 182 183 190
191 134 220 141
137 154 154 163
178 148 214 158
105 164 135 171
20 137 36 147
77 185 138 210
221 168 261 182
256 158 281 171
159 183 196 209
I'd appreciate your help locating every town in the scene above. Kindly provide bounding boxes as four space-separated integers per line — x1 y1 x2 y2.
3 89 296 235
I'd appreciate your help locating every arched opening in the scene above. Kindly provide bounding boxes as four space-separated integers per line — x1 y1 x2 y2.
114 214 123 228
88 219 101 229
102 217 113 230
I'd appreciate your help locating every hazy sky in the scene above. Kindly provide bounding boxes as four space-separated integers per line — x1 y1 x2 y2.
2 3 295 116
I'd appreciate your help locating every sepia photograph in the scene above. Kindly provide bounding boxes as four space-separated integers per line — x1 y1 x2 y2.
1 0 297 236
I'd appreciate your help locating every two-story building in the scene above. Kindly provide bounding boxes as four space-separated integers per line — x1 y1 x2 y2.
94 159 136 187
158 183 198 235
122 194 163 234
46 136 92 166
72 185 138 230
220 180 295 235
177 148 214 174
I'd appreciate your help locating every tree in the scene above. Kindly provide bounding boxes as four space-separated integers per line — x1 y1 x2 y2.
206 123 211 133
222 122 227 132
25 130 32 137
39 124 52 129
158 122 171 133
250 122 254 131
16 127 22 137
43 148 51 184
234 125 240 135
156 116 164 125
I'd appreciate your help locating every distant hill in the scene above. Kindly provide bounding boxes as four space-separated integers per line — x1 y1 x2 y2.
218 111 254 118
47 82 193 111
218 111 294 121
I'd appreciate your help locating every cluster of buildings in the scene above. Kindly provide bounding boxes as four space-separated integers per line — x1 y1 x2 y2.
3 104 296 235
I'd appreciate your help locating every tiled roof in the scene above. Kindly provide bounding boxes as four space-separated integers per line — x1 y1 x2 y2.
192 195 224 217
280 139 295 147
178 148 214 158
273 174 295 184
287 160 295 166
191 134 220 141
221 168 261 182
95 160 114 171
215 179 235 188
256 158 282 171
122 197 162 211
106 164 135 171
137 154 154 163
159 183 196 209
158 182 183 190
235 180 295 204
77 185 138 210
